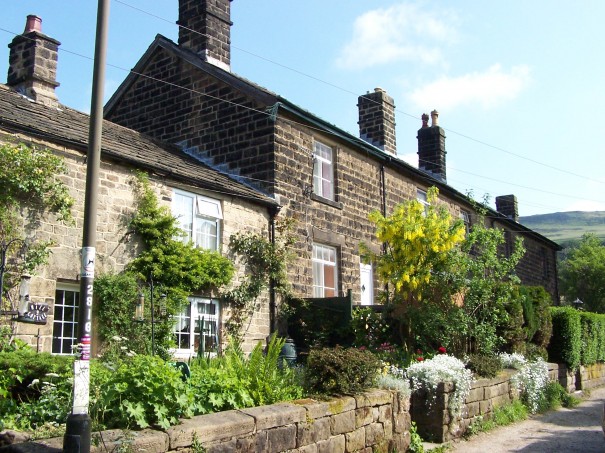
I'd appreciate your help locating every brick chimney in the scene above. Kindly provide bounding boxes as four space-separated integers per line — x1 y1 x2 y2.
7 15 60 107
178 0 232 71
417 110 447 182
496 195 519 222
358 87 397 155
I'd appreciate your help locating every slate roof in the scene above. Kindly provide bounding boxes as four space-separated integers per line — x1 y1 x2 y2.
0 84 278 209
105 35 561 250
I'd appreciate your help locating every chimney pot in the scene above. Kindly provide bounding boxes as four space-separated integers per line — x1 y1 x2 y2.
430 109 439 127
421 113 429 128
24 15 42 33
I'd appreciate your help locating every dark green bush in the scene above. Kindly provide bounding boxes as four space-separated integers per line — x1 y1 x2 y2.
465 354 502 378
304 346 380 396
521 286 553 349
548 307 581 370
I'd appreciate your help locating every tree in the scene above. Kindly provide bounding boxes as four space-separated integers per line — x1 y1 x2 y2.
559 233 605 313
0 142 73 313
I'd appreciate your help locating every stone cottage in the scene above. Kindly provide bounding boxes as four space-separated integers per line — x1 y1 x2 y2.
104 0 561 308
0 15 279 356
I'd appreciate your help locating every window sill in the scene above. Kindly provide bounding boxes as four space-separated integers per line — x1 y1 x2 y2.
311 193 343 210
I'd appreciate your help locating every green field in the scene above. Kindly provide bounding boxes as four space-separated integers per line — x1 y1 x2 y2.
519 211 605 247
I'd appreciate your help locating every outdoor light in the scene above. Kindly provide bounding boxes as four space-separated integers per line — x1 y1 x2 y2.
573 298 584 310
159 293 167 317
17 274 32 316
135 292 145 321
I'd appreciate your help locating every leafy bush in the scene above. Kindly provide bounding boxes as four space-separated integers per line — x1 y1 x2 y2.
304 347 380 395
351 306 393 349
189 336 303 413
465 354 502 378
548 307 581 370
406 354 473 417
520 286 553 350
92 355 193 429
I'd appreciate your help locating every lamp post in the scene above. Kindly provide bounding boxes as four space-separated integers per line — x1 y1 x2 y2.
573 298 584 310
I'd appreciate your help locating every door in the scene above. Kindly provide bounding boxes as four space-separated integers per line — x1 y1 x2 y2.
360 263 374 305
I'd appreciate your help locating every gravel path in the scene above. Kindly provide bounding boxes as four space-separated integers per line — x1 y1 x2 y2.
430 386 605 452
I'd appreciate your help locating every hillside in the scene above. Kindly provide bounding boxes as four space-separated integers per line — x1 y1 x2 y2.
519 211 605 246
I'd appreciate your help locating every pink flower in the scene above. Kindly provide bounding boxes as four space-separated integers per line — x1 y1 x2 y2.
438 346 447 354
416 357 424 361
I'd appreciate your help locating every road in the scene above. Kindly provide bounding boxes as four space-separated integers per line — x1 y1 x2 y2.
438 386 605 452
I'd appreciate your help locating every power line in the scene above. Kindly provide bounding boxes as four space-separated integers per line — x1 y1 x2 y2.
1 21 603 212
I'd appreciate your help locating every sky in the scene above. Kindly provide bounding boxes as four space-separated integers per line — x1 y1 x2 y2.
1 1 604 217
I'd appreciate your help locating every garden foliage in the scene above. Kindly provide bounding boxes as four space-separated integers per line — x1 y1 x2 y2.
548 307 582 370
304 346 381 395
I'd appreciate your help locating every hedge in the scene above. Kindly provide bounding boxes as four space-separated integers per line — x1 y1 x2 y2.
548 307 581 370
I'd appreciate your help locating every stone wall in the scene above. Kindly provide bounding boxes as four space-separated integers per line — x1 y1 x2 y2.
31 390 411 453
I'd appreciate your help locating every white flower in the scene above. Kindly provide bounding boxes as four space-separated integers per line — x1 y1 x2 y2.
28 378 40 387
499 352 527 370
510 357 549 413
405 354 474 417
45 372 60 378
111 335 122 342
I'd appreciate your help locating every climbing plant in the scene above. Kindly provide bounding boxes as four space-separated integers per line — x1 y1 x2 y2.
222 217 296 339
94 172 234 358
0 142 73 314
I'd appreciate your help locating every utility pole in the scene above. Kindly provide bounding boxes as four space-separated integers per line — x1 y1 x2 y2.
63 1 109 451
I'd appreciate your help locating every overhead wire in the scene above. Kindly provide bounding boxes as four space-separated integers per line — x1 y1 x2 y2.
1 5 604 211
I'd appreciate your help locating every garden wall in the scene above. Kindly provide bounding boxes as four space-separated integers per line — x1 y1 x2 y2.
411 362 605 443
18 390 411 453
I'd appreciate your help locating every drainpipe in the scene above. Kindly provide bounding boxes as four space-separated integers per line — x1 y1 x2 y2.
269 204 282 334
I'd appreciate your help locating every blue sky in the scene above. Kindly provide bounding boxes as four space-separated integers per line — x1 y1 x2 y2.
1 1 604 217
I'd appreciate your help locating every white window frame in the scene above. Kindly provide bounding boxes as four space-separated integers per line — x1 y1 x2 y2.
52 284 80 355
172 189 223 251
417 189 430 215
460 210 470 234
312 243 338 297
173 296 220 359
313 141 335 201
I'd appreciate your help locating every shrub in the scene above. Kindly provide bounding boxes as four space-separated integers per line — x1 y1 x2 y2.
465 354 502 378
304 347 380 395
538 381 580 412
92 355 193 429
406 354 473 417
188 336 304 414
548 307 581 370
520 286 553 349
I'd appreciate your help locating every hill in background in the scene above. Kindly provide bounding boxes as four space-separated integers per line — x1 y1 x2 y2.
519 211 605 247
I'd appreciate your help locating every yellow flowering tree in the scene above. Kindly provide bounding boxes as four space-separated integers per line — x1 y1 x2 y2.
364 187 466 303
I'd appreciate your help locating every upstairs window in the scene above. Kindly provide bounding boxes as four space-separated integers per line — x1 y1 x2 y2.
459 210 471 234
172 190 222 251
313 141 334 201
416 189 430 215
312 243 338 297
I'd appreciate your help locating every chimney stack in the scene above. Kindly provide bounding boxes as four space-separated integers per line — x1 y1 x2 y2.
417 109 447 182
178 0 233 71
496 195 519 222
7 15 60 107
357 88 397 155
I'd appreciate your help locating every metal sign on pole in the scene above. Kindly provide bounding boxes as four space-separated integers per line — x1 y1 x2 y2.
63 1 110 451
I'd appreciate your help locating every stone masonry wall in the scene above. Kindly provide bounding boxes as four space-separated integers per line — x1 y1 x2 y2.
0 133 271 355
411 362 605 444
33 390 412 453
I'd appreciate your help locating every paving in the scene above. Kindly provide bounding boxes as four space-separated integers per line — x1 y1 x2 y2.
427 386 605 452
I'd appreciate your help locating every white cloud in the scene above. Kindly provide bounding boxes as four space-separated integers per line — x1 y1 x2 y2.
408 64 531 111
336 4 458 70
